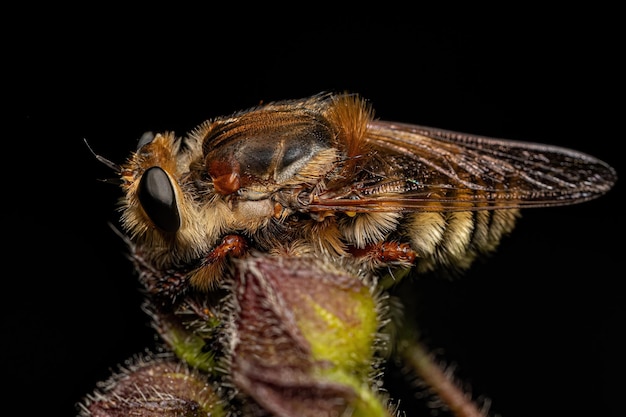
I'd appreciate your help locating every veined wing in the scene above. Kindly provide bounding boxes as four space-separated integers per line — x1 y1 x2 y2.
310 120 617 212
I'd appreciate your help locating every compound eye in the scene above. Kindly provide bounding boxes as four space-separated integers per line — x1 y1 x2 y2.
137 166 181 232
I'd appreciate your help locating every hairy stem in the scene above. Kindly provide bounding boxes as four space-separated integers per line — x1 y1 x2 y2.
397 337 488 417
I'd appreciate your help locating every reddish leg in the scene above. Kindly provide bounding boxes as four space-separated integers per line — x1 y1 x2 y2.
204 235 248 263
190 235 248 290
348 241 417 266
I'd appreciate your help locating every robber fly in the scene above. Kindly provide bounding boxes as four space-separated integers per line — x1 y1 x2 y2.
80 92 616 417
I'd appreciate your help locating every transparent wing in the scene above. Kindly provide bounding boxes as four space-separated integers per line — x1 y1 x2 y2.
310 120 617 212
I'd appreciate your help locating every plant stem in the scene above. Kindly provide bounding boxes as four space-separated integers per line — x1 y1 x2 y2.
398 337 488 417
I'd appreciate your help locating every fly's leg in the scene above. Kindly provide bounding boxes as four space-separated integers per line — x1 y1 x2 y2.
189 235 248 290
348 241 418 267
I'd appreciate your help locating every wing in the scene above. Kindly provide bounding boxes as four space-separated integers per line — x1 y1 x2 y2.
310 120 617 212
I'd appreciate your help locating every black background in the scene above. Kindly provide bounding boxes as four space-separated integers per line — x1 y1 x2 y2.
5 7 623 417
